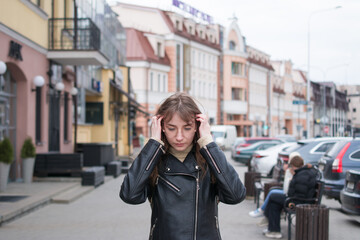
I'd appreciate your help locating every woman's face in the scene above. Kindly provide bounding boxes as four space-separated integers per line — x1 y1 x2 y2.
163 113 196 151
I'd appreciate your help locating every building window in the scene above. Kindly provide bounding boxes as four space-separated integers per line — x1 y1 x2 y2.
176 44 181 91
231 62 242 75
163 75 166 92
157 42 161 57
198 81 201 97
231 88 243 100
157 74 161 92
229 41 236 50
63 92 69 142
150 72 153 91
203 54 205 68
35 87 42 144
353 108 356 113
198 52 201 67
192 50 195 65
176 20 180 30
189 26 192 34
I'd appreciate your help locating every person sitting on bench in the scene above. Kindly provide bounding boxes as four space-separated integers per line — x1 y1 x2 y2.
248 152 300 220
262 155 317 239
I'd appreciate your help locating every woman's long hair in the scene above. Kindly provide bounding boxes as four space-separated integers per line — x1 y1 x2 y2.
149 92 209 185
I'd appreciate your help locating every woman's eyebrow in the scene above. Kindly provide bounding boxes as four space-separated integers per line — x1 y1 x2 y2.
167 122 193 127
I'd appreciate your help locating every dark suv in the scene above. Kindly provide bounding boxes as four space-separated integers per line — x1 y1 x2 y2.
318 139 360 202
274 137 349 179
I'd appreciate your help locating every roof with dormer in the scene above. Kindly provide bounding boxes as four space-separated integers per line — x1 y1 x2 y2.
126 28 170 66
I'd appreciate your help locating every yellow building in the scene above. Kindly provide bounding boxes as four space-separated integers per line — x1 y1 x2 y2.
0 0 133 183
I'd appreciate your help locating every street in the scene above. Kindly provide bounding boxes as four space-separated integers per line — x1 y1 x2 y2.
0 150 359 240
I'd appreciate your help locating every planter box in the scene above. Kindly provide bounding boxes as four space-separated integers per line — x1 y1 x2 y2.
118 156 131 174
80 143 114 167
106 161 121 178
81 166 105 187
34 153 83 177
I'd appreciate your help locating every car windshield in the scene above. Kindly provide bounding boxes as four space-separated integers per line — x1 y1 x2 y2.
211 131 224 139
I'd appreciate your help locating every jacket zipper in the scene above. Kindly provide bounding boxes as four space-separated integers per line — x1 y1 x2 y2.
194 170 200 240
204 146 221 173
146 145 161 171
215 216 221 238
157 175 180 192
149 218 158 240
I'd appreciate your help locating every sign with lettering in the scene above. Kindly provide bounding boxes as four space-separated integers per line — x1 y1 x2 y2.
292 100 308 105
8 40 23 61
172 0 213 24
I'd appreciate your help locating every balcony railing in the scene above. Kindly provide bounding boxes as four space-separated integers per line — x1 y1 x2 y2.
49 18 100 51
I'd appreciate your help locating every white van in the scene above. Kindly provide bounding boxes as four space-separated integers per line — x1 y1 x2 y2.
210 125 237 150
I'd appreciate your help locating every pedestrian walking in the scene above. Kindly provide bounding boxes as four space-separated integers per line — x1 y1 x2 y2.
120 92 246 240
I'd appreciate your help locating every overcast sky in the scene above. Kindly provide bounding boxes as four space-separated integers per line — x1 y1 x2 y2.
108 0 360 85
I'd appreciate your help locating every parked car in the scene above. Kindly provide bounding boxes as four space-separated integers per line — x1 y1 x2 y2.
235 137 282 148
277 137 350 166
274 137 350 180
275 134 297 142
231 137 246 159
340 170 360 215
233 141 283 164
250 142 296 176
318 139 360 202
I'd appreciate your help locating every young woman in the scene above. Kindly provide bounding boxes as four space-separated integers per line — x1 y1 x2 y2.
262 156 318 239
120 92 246 240
248 152 301 219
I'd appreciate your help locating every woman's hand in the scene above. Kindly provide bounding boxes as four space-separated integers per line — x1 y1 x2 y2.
196 114 211 138
151 115 163 140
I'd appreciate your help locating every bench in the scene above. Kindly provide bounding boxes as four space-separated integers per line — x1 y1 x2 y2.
34 153 83 177
254 165 284 208
106 161 122 178
81 166 105 187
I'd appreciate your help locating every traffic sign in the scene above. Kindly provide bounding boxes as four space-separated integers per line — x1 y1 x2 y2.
292 100 308 105
323 126 329 133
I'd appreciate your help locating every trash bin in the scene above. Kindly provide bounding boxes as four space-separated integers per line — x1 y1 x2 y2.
244 172 261 197
295 204 329 240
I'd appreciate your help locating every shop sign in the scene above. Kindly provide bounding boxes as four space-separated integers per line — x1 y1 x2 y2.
172 0 213 23
8 40 23 61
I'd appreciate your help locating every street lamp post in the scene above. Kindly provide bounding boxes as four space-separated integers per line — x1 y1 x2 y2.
306 6 342 139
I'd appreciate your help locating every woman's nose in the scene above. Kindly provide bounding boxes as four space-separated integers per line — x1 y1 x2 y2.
176 130 184 141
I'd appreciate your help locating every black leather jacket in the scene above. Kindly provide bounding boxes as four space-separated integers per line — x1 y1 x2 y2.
120 139 246 240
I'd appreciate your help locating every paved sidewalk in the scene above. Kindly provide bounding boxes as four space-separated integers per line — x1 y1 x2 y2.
0 178 83 226
0 149 359 239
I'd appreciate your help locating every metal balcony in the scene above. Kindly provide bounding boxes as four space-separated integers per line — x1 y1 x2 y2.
47 18 109 66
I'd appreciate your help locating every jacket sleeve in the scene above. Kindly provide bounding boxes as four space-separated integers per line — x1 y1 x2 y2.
120 139 164 204
200 142 246 204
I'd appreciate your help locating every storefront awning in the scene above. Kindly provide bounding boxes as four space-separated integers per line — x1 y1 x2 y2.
109 80 150 116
